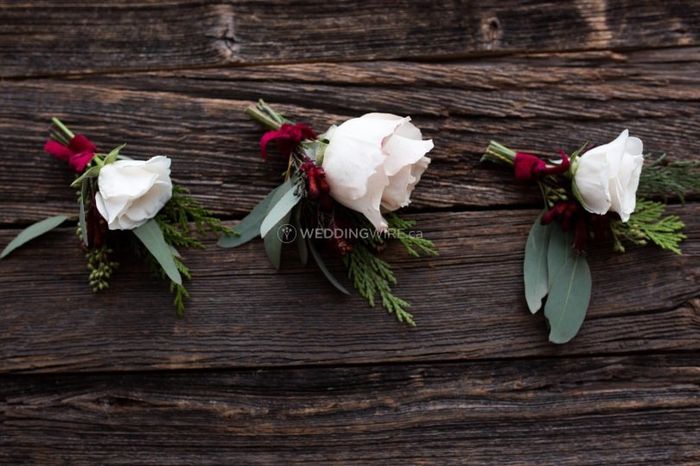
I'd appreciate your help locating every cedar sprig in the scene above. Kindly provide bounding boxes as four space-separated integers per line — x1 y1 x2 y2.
337 211 437 325
611 200 686 255
638 155 700 202
143 185 233 315
156 185 233 247
343 243 415 325
387 214 438 257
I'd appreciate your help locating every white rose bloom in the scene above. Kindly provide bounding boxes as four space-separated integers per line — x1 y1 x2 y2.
321 113 433 231
95 156 173 230
573 129 644 222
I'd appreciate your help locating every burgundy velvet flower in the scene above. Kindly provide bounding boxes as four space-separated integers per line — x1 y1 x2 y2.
513 151 570 182
44 134 97 173
259 123 316 160
300 158 333 211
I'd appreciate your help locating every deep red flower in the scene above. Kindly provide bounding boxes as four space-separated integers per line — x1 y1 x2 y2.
86 191 108 248
300 158 333 210
44 134 97 173
327 215 354 256
514 150 570 182
541 201 579 231
542 200 590 252
259 123 316 160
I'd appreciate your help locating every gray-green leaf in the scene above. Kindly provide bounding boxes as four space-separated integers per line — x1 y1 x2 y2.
70 165 101 188
79 182 89 247
133 219 182 285
308 239 350 295
103 144 127 165
1 215 68 259
293 206 308 266
218 182 289 248
523 213 552 313
260 184 301 238
544 228 592 344
263 210 293 270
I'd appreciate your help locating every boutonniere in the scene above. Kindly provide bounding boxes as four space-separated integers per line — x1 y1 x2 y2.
219 100 438 325
482 130 698 343
1 118 230 315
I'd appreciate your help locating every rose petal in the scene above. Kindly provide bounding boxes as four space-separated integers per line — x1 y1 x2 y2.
98 162 159 200
574 149 611 215
382 156 430 211
382 133 434 176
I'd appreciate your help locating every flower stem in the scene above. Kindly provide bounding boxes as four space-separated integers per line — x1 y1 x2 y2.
52 117 75 139
482 140 517 166
245 106 282 130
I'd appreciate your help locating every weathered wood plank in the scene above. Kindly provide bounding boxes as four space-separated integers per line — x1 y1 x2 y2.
0 207 697 374
1 51 698 223
2 354 699 464
1 0 698 77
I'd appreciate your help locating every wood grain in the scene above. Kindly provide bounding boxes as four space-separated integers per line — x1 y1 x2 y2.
1 207 697 374
1 0 698 77
1 49 699 223
2 353 699 465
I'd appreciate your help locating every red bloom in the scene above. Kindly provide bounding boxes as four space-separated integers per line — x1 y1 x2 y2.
300 158 333 210
259 123 316 160
44 134 97 173
327 215 355 256
542 200 589 252
514 151 570 182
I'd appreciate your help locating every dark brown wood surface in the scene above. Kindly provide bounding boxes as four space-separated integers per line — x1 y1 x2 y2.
1 1 699 464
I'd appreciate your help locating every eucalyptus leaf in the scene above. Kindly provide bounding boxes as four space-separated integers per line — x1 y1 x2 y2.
133 219 182 285
260 184 302 238
103 144 126 165
308 239 350 295
70 165 101 188
264 210 292 270
78 182 89 247
218 182 288 248
544 228 592 344
523 213 552 313
1 215 68 259
547 225 573 286
293 206 308 266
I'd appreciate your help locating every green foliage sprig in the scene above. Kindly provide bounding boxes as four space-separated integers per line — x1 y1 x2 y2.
140 185 233 316
386 214 439 257
340 212 438 325
638 155 700 202
611 200 686 255
343 243 415 325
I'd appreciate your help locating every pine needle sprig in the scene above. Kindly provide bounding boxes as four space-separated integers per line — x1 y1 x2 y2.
343 243 415 325
387 214 438 257
611 200 686 255
638 155 700 202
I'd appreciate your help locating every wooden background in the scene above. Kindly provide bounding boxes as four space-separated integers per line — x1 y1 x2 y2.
1 1 699 464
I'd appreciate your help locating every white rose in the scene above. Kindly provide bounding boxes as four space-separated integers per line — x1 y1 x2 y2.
573 129 644 222
321 113 433 231
95 156 173 230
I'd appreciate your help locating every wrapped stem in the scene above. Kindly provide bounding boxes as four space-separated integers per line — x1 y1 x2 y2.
245 99 289 130
482 140 517 166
